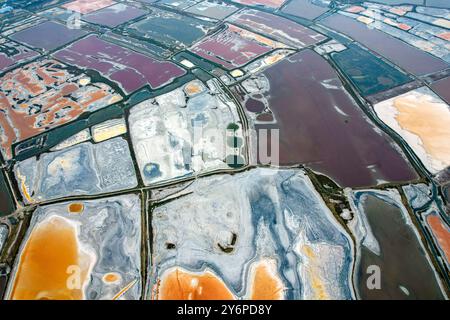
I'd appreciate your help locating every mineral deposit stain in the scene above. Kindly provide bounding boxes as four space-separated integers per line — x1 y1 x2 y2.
10 21 87 51
151 168 354 300
8 195 142 300
233 50 417 187
299 245 330 300
62 0 115 14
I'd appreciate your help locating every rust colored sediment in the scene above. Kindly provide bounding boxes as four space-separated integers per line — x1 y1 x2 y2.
103 272 121 284
301 245 329 300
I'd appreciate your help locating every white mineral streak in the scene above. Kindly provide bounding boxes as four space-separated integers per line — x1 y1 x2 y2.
151 168 354 299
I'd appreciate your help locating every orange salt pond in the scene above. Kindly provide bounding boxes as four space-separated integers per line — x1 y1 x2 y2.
156 267 235 300
9 216 93 300
426 213 450 264
68 203 84 214
374 87 450 173
155 262 285 300
248 260 284 300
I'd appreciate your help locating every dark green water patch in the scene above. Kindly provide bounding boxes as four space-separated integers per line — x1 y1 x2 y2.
331 44 413 96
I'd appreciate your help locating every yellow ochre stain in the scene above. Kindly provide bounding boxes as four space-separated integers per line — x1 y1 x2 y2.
301 245 329 300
